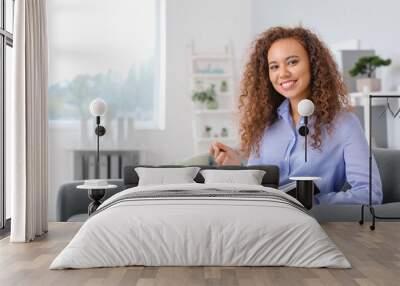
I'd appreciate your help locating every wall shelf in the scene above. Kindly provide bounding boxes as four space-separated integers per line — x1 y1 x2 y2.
191 54 232 60
191 73 233 79
194 109 235 115
349 92 388 107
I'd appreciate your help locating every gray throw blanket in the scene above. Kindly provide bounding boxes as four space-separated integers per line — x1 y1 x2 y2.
92 188 309 217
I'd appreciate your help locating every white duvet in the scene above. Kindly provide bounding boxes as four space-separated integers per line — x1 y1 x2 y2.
50 183 351 269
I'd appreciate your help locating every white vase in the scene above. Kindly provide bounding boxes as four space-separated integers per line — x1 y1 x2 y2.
356 78 381 92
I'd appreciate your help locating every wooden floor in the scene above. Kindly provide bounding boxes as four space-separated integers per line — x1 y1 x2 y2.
0 222 400 286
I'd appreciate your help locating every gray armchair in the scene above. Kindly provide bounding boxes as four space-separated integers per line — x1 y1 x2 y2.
311 147 400 221
374 147 400 203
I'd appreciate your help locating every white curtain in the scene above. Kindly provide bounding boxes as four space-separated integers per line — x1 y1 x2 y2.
10 0 48 242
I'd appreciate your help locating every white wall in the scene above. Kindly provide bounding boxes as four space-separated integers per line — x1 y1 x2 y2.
251 0 400 148
133 0 252 164
48 0 252 220
251 0 400 91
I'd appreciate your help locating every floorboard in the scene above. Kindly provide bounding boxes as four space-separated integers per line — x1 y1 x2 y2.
0 222 399 286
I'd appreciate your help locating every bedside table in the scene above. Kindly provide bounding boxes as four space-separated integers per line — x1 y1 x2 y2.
289 176 321 210
77 184 117 215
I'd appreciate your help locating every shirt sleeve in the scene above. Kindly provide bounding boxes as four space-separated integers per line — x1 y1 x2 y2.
247 148 262 166
317 113 383 205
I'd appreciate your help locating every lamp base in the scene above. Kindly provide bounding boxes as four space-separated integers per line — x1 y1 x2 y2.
295 180 314 210
88 189 106 215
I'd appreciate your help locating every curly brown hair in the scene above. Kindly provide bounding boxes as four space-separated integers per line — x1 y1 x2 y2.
238 26 351 158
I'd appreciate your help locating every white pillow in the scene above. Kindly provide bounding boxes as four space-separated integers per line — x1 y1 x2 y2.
135 167 201 186
200 169 266 185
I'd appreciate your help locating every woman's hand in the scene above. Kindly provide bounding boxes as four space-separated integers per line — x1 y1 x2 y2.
209 141 242 166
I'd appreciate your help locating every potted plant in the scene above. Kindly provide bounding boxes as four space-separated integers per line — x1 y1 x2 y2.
192 90 207 109
203 125 212 138
349 55 391 92
192 84 218 109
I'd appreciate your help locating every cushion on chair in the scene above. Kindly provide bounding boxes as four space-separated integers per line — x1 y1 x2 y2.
373 148 400 203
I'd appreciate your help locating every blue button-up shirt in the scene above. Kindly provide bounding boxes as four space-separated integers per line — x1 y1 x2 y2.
247 99 382 205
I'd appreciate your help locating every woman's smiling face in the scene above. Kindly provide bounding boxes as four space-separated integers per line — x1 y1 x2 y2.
267 38 312 100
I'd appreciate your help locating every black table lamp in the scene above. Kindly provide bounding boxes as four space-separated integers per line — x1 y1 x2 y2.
89 98 107 179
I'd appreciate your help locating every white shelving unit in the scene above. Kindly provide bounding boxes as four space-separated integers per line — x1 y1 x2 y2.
188 42 239 154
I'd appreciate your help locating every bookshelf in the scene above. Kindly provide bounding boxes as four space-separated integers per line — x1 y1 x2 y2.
188 42 239 154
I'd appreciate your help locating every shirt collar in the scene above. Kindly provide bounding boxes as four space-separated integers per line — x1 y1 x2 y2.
276 98 306 125
277 98 290 117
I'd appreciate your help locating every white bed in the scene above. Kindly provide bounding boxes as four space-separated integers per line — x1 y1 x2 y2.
50 183 350 269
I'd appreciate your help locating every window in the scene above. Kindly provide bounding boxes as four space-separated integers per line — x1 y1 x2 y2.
46 0 165 221
47 0 165 129
0 0 14 230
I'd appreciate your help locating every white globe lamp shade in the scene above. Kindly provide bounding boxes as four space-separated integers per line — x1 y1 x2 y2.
298 99 314 117
89 98 107 116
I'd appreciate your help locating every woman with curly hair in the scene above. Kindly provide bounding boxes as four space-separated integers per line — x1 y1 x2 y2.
209 26 382 205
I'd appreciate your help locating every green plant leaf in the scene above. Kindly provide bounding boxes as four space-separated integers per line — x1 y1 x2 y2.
349 55 391 78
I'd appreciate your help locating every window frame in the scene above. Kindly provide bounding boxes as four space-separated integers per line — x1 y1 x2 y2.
0 0 14 230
